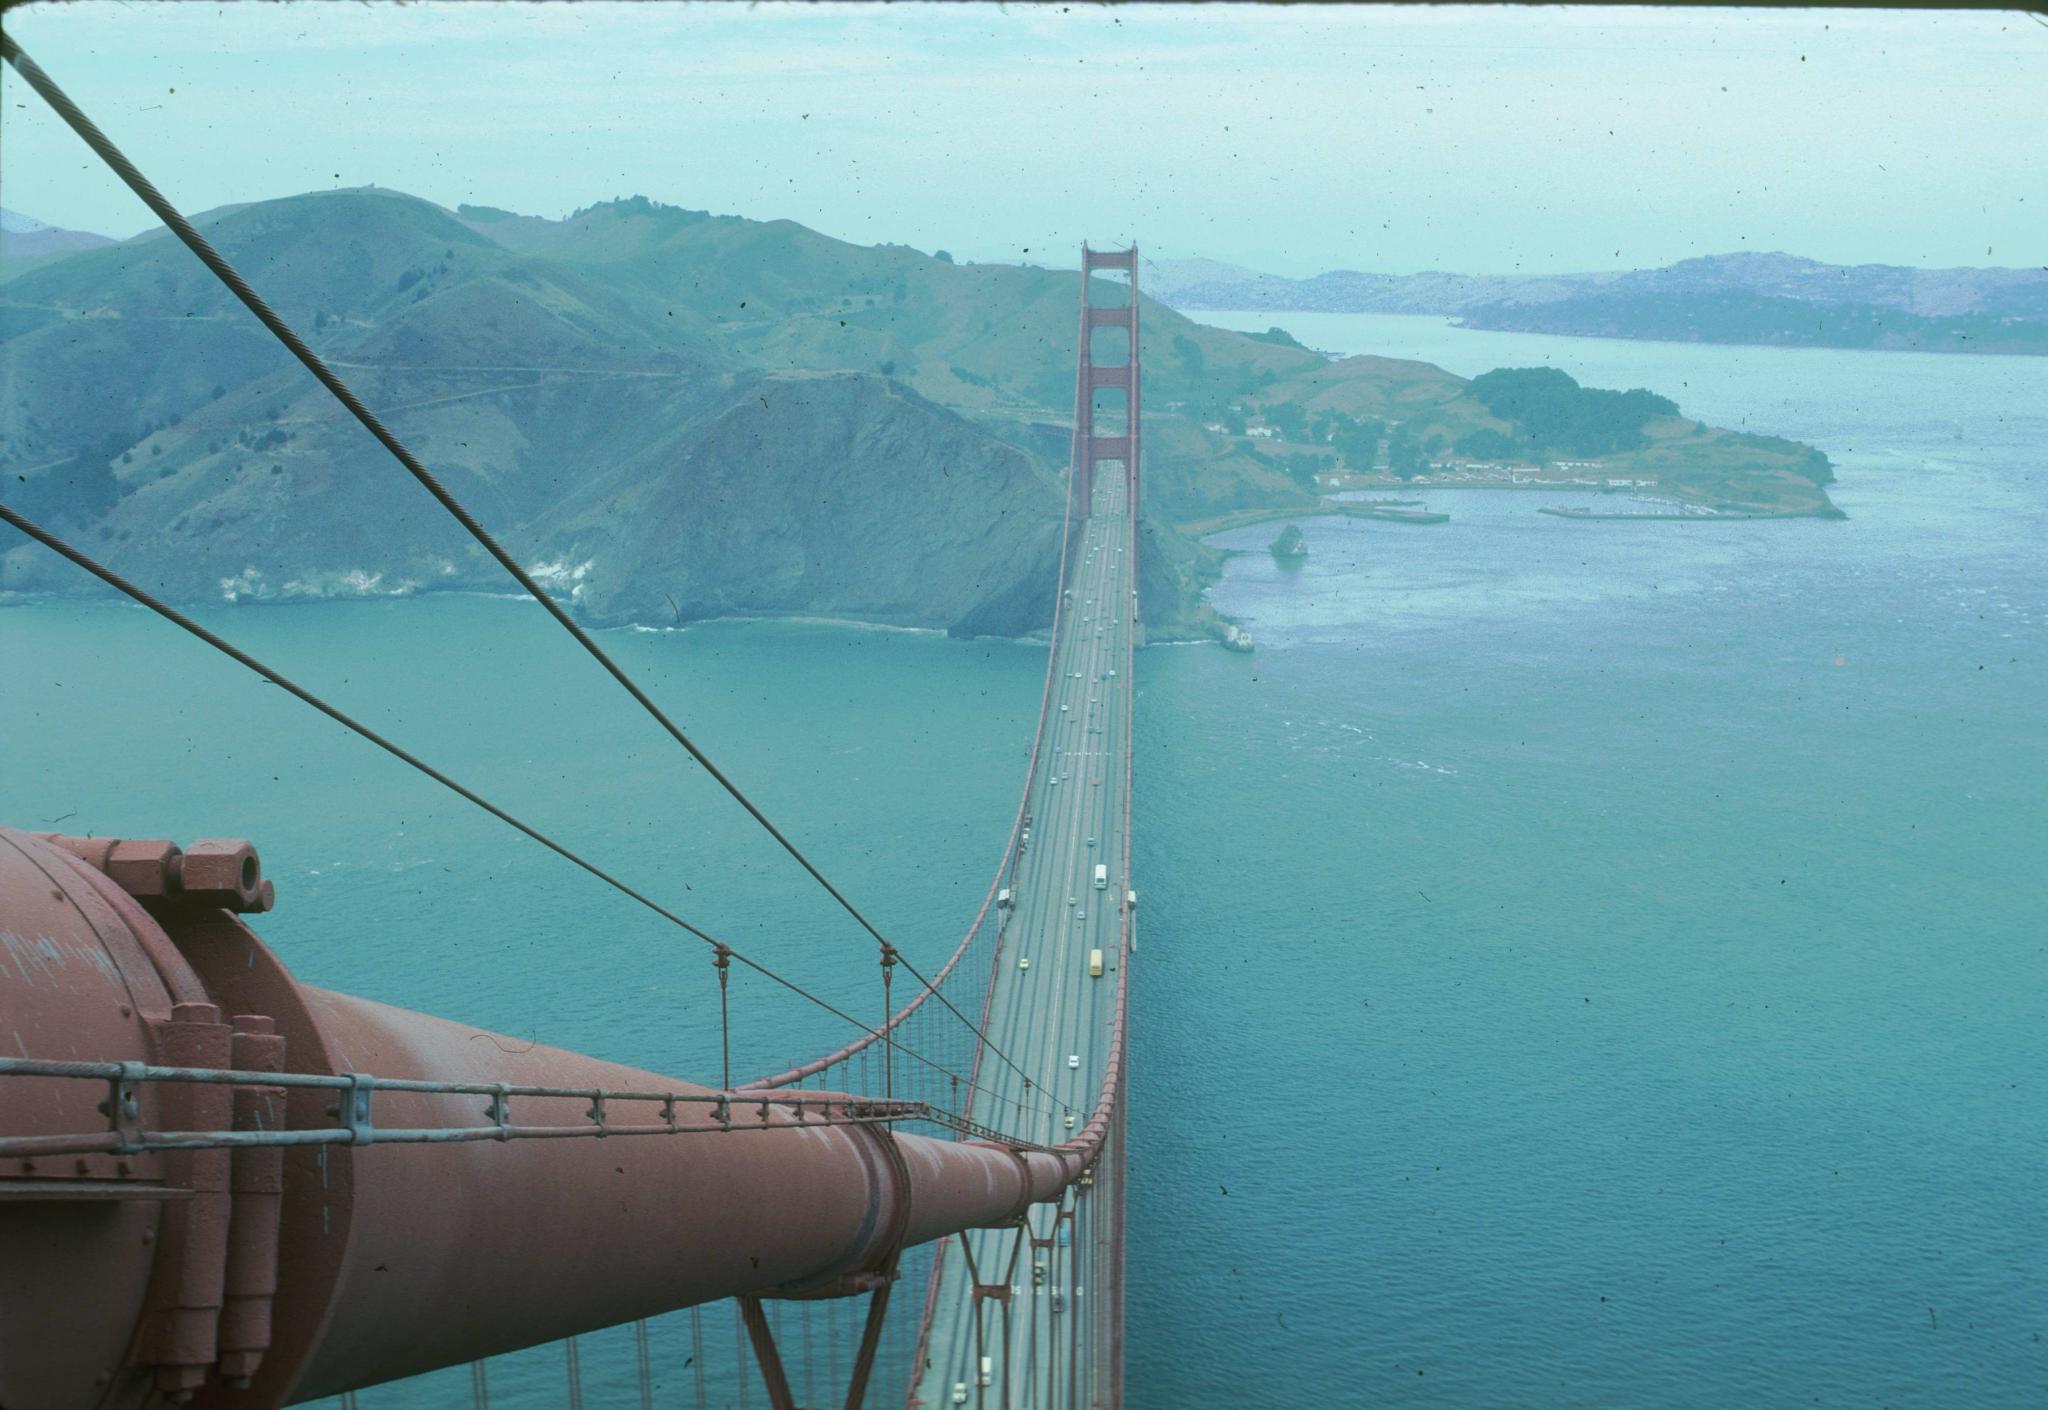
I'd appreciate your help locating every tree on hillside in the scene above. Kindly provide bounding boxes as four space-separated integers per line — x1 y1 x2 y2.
1467 367 1678 455
1244 326 1306 350
1329 414 1383 470
1262 400 1308 442
1454 428 1522 460
1386 429 1427 479
14 431 129 526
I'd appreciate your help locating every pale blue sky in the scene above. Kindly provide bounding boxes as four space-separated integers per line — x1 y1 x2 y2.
2 3 2043 275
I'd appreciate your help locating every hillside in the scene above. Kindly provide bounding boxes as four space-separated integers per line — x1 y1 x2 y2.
1146 250 2048 356
1145 258 1593 316
1458 288 2048 356
528 373 1068 634
0 208 116 276
2 190 1840 639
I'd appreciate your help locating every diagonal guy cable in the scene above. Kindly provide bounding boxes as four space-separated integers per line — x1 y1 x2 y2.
1 35 1046 1096
0 502 1078 1128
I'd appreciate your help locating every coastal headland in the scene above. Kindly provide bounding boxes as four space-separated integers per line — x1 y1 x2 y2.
2 191 1839 645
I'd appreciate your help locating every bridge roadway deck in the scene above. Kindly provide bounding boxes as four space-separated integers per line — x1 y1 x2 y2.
912 469 1134 1410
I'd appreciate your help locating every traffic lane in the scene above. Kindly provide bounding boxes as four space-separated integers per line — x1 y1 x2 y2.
923 495 1134 1402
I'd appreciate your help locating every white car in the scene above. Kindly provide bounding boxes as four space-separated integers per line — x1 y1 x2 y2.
952 1384 968 1406
1064 1113 1076 1129
1019 957 1031 971
1067 1054 1080 1069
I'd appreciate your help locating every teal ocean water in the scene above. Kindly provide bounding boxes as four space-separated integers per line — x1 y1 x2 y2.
4 316 2044 1406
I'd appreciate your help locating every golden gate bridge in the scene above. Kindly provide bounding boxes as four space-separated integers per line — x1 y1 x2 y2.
1 36 1146 1410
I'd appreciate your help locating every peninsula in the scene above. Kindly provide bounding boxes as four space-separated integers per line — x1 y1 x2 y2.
2 191 1839 644
1144 251 2048 357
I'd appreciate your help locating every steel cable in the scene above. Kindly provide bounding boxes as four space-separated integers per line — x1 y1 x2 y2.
0 503 1079 1126
0 35 1050 1100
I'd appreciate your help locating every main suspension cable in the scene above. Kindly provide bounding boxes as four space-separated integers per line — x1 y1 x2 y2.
1 34 1047 1097
0 503 1075 1122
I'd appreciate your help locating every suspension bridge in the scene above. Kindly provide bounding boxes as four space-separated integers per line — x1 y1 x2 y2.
1 36 1147 1410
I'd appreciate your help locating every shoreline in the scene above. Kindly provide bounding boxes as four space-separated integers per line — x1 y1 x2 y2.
1177 304 2048 361
0 586 1130 650
1535 505 1815 523
1178 499 1444 537
1184 488 1840 542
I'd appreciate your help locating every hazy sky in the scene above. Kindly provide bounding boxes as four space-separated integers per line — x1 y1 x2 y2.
3 3 2043 275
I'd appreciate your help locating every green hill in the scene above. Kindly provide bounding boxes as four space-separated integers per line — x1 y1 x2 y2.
1 189 1840 637
1461 288 2048 357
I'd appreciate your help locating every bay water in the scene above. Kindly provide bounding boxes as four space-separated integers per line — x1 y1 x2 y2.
3 314 2042 1406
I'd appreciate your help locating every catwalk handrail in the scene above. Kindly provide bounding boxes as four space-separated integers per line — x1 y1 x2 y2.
0 1056 1052 1159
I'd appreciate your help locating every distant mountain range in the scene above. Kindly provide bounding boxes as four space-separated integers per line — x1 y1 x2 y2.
1144 251 2048 355
0 208 116 265
0 191 1838 636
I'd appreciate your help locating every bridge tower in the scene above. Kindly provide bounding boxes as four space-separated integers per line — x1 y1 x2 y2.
1073 244 1141 520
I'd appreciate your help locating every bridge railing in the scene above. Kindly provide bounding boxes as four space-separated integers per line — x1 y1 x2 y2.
0 1056 1054 1158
